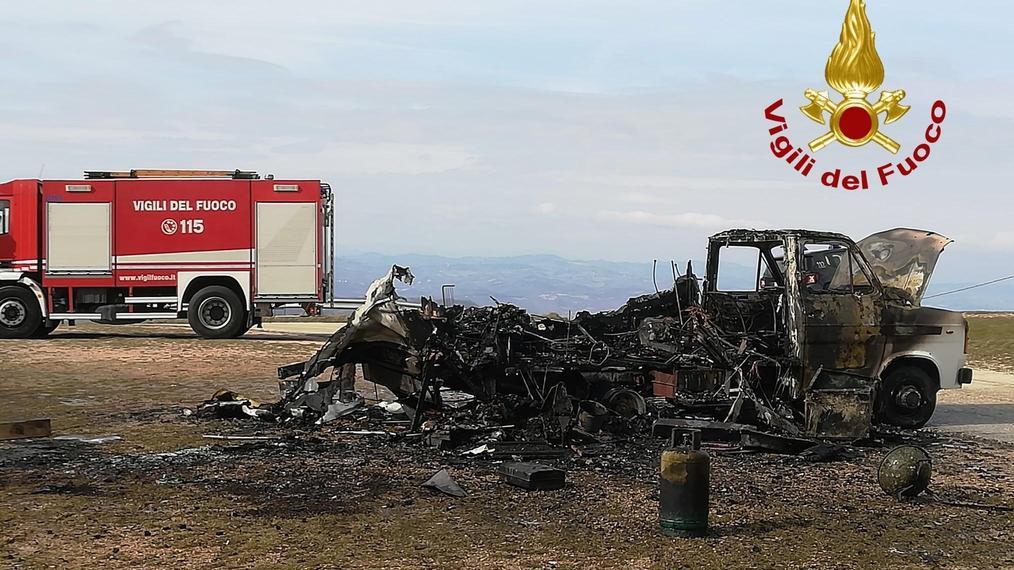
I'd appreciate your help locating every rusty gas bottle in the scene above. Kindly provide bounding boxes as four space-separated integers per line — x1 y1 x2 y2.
659 428 709 537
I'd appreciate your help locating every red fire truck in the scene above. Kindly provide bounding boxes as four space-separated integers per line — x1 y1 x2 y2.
0 169 333 339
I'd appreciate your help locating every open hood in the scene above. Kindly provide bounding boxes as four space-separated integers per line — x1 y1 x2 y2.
858 228 952 305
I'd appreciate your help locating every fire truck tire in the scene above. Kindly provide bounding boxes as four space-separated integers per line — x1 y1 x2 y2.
0 285 43 339
32 322 59 338
878 365 937 429
188 286 246 339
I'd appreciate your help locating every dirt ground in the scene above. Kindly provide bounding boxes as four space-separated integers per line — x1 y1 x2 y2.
2 321 1014 569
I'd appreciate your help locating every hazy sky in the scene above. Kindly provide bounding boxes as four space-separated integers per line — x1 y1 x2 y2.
1 1 1011 284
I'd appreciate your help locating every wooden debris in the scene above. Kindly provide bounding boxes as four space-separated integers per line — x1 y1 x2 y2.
0 418 52 440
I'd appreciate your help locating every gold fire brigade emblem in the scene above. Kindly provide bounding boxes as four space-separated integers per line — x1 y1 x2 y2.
800 0 909 154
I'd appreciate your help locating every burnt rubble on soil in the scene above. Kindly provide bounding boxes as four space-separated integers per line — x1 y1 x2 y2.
200 261 897 460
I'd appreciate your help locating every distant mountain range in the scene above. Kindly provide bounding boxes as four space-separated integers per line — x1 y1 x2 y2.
922 281 1014 312
334 252 676 314
334 252 1013 313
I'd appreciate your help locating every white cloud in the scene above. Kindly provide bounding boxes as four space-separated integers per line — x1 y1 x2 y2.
534 202 557 215
575 174 811 194
989 232 1014 249
598 209 767 229
267 142 477 176
617 191 660 204
953 231 1014 252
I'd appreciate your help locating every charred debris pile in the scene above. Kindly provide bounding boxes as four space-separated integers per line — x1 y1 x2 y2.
204 263 877 457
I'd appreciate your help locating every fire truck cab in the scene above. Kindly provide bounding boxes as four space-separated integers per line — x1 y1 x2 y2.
0 169 333 339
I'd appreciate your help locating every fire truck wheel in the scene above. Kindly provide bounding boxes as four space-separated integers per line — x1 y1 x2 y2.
878 366 937 429
188 286 246 339
0 286 43 339
32 321 59 338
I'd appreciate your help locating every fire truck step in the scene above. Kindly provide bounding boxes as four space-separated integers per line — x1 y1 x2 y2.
50 313 103 320
48 312 179 321
124 296 178 305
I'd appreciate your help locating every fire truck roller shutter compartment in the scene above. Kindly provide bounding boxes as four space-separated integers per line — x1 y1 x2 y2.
256 202 317 296
47 202 111 272
0 199 10 235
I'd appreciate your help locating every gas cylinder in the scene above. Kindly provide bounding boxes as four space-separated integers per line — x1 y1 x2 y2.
659 428 710 537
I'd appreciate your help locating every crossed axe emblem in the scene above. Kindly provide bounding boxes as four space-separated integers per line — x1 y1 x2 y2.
800 89 909 153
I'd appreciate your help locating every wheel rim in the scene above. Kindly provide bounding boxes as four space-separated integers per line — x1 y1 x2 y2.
198 297 231 330
891 383 927 418
0 298 27 328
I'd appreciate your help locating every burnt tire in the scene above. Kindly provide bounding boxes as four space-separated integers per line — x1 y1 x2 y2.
0 285 43 339
878 366 937 429
188 286 246 339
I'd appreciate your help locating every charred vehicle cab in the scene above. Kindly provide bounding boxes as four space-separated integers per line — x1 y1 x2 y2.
706 228 971 429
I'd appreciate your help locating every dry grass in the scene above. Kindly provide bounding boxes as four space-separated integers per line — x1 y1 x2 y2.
966 313 1014 374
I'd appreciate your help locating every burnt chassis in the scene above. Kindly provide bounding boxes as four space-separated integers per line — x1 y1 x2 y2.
279 229 964 438
280 270 863 439
280 277 702 413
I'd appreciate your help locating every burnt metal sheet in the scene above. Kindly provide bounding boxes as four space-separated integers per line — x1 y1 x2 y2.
652 418 752 443
740 429 817 455
805 387 874 440
498 462 566 491
421 469 467 498
857 228 952 305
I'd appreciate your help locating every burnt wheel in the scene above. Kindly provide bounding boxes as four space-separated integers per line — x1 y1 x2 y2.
188 285 246 339
0 285 43 339
878 365 937 429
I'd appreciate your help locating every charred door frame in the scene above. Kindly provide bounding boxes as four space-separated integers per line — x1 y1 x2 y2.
794 237 887 393
703 235 787 332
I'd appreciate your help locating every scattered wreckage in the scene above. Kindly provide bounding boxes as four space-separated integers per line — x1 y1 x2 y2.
205 228 972 455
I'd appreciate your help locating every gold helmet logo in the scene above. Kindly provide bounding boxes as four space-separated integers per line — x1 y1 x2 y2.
800 0 909 153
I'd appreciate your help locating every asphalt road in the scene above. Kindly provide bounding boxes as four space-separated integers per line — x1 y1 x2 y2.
137 319 342 337
932 369 1014 443
256 320 343 335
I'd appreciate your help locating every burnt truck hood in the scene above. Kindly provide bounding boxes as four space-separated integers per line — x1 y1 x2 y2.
858 228 952 305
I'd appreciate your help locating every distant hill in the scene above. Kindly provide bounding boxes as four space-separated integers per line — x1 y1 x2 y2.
334 252 705 314
335 253 1013 313
924 280 1014 311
